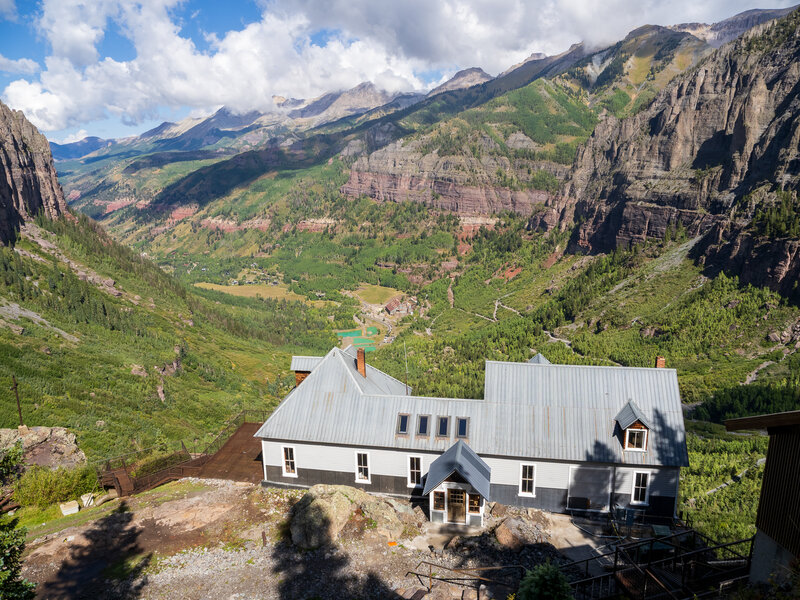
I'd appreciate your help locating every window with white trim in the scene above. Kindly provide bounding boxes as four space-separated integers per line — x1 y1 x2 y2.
456 417 469 438
355 452 370 483
437 416 450 438
632 471 650 505
397 413 410 435
281 446 297 477
625 428 648 451
468 494 481 514
519 464 536 497
408 455 422 486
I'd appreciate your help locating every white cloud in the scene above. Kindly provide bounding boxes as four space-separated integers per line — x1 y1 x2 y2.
0 0 15 20
57 129 89 144
2 0 797 133
0 54 38 75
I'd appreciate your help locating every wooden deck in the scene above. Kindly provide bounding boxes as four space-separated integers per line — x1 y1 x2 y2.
197 421 263 483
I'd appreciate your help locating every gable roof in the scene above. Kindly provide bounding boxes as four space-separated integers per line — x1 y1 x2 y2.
615 399 651 430
528 353 551 365
422 440 492 500
256 350 688 467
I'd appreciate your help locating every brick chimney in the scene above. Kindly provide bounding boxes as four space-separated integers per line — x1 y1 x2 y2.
357 347 367 378
655 356 666 369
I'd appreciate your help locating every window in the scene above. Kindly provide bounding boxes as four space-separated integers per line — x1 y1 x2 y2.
432 491 445 511
417 415 430 436
468 494 481 514
456 417 469 438
408 456 422 486
437 416 450 437
281 446 297 477
625 428 648 451
397 413 410 435
519 464 536 496
632 471 650 505
355 452 370 483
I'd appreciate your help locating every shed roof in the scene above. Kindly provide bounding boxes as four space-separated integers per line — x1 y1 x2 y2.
615 400 651 430
422 441 492 500
255 350 688 467
726 410 800 431
290 356 323 372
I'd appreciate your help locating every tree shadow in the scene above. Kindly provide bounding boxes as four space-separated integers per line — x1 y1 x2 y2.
37 501 151 600
271 499 403 600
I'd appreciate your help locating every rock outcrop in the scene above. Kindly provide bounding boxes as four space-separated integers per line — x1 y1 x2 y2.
0 100 67 244
0 426 86 470
428 68 494 97
289 484 411 549
342 139 564 215
529 9 800 300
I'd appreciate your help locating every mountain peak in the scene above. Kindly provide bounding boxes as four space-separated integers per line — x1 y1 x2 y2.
428 67 493 97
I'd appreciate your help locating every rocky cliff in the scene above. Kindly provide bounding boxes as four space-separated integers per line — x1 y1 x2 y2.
341 138 566 215
535 9 800 300
0 100 67 243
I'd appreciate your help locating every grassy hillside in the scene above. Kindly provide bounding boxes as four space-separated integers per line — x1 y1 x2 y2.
0 214 337 460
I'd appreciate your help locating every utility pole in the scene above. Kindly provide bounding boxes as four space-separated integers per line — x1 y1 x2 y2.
11 376 23 427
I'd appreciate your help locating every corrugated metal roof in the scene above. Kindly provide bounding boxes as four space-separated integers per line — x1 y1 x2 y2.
615 399 651 429
256 351 688 467
423 441 492 500
290 356 323 372
528 353 551 365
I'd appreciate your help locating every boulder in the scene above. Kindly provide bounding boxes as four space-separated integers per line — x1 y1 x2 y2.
289 484 406 549
495 518 528 552
0 426 86 470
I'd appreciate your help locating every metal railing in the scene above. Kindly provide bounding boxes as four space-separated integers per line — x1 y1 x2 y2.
406 560 525 597
97 408 269 496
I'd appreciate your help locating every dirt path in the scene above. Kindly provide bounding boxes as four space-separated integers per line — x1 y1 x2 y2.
744 361 774 384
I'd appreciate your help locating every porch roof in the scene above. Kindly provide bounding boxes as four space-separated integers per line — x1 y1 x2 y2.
422 440 492 500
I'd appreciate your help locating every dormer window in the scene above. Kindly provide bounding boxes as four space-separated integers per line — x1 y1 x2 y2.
615 400 651 453
625 428 647 451
397 413 410 435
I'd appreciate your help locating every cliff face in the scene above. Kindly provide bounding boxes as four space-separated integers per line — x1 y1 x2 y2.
531 10 800 300
0 100 67 243
536 12 800 244
341 139 565 215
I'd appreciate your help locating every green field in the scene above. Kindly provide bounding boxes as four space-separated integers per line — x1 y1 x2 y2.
355 284 401 305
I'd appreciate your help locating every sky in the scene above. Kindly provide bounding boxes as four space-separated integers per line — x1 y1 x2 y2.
0 0 795 143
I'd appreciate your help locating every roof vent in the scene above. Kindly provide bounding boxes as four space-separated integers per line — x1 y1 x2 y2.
357 347 367 378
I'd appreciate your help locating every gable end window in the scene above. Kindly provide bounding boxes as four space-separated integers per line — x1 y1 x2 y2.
408 455 422 487
625 427 648 451
631 471 650 505
355 452 370 484
519 464 536 497
417 415 430 436
456 417 469 438
397 413 410 435
281 446 297 478
437 416 450 438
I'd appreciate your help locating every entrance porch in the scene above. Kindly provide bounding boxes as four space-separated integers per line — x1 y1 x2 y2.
423 440 491 527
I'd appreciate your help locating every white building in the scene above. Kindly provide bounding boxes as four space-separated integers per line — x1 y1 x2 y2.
254 347 688 525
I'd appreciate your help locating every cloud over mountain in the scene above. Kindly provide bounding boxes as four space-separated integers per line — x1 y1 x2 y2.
1 0 796 133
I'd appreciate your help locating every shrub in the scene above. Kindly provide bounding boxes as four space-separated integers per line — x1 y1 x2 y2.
517 562 573 600
0 513 35 599
13 465 98 508
0 441 23 485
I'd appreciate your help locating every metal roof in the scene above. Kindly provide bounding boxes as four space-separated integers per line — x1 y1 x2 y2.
528 353 551 365
422 441 492 500
615 400 651 430
255 351 688 467
290 356 323 372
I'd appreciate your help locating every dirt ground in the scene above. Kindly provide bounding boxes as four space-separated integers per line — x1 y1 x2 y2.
21 479 591 600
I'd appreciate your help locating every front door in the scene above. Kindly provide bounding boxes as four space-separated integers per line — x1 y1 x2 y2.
447 489 466 523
